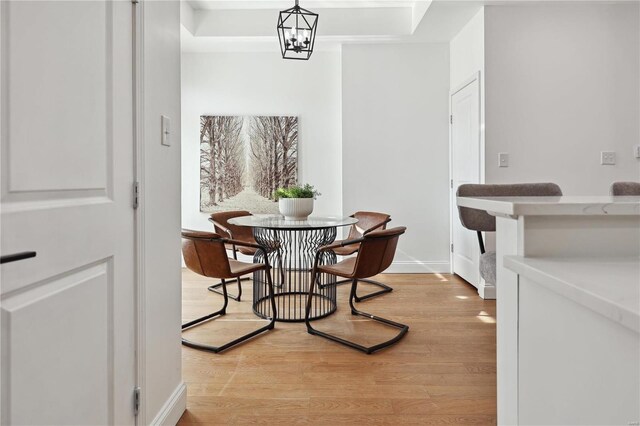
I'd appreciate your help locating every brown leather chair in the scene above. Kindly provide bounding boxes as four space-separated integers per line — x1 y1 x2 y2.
181 229 277 353
456 183 562 285
208 211 284 301
611 181 640 196
305 227 409 354
207 211 255 301
332 211 393 302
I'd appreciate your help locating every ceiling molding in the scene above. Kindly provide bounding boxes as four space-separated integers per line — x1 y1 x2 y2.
412 0 432 32
181 0 636 53
186 1 420 10
181 0 497 52
181 1 197 34
191 7 414 37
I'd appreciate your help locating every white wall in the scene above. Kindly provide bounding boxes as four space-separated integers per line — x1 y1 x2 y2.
141 1 185 424
181 51 342 232
449 9 490 255
342 43 451 272
450 8 484 91
484 3 640 194
450 6 486 181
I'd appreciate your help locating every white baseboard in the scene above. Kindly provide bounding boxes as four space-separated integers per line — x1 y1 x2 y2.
385 260 451 274
478 279 496 300
151 382 187 426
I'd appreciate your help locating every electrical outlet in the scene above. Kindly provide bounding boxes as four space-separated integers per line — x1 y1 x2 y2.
600 151 616 165
498 153 509 168
634 145 640 159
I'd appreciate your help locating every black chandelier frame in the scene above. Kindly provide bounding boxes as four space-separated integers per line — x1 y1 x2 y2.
276 0 318 60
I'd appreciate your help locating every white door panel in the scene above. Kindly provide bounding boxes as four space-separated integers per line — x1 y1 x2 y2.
450 77 481 287
2 263 111 425
1 1 136 424
6 1 108 192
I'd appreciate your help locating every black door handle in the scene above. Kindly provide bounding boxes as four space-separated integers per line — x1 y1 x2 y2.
0 251 37 264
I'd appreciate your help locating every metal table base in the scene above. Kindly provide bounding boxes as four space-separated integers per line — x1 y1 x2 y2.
252 227 338 322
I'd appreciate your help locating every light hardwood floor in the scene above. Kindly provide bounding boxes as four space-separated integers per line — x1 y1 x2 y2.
179 270 497 425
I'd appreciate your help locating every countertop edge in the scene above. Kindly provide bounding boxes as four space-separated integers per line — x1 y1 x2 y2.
456 196 640 217
504 256 640 334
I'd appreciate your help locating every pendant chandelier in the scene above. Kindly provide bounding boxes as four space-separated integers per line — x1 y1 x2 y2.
276 0 318 60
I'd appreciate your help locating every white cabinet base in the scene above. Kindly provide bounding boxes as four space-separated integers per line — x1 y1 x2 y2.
518 275 639 425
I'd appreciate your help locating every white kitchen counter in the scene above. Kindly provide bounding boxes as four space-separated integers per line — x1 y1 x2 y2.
505 256 640 332
455 194 640 425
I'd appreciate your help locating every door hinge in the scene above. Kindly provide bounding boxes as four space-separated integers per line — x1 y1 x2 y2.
134 387 140 416
132 0 139 4
450 114 453 124
450 179 453 189
133 182 139 209
451 243 454 253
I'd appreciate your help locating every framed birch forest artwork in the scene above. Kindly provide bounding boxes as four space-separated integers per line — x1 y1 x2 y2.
200 115 298 214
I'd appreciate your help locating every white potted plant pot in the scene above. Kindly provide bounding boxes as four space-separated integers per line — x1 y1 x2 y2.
279 198 314 221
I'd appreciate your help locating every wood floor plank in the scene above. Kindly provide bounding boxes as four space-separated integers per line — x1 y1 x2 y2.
179 270 496 425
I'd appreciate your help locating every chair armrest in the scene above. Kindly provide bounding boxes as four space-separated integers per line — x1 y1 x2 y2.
312 237 364 274
362 218 391 235
182 229 219 239
225 238 269 253
317 237 365 252
208 218 234 239
224 238 270 267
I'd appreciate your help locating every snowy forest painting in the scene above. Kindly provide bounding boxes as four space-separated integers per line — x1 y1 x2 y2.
200 115 298 213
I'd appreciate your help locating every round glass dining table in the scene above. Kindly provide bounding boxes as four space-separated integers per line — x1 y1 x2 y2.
228 215 358 322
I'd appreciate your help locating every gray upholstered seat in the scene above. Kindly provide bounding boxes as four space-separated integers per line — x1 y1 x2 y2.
456 183 563 286
479 251 497 284
610 181 640 196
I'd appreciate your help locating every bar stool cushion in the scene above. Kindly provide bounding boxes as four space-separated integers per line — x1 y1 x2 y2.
480 251 496 285
457 183 562 232
611 181 640 196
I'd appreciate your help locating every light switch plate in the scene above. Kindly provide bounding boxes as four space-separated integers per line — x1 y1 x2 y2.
498 152 509 168
161 115 171 147
634 145 640 159
600 151 616 165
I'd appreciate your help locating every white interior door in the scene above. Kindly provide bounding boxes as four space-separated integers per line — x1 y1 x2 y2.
1 1 136 424
450 75 481 287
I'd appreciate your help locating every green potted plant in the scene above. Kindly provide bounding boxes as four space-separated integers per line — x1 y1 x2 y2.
273 184 321 221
